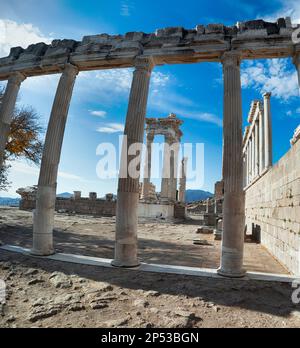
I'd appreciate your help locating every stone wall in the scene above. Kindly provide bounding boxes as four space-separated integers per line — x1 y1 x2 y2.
245 139 300 275
20 197 116 217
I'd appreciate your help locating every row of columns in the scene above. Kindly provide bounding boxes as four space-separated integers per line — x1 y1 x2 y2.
0 50 299 277
243 92 272 187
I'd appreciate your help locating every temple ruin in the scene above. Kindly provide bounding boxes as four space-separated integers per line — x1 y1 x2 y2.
0 17 300 278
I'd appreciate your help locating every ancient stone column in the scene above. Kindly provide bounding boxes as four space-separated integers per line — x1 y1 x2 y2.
263 92 272 169
258 111 265 174
170 141 180 201
251 134 255 179
0 72 26 168
179 157 187 203
112 56 155 268
218 52 245 278
141 133 154 200
32 64 78 256
160 135 172 202
247 141 251 184
254 121 259 176
294 52 300 88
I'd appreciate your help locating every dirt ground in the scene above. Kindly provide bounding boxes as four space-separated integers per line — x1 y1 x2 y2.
0 207 299 328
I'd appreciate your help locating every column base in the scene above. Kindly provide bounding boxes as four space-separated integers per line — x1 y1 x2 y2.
30 248 55 257
217 267 246 278
111 259 141 268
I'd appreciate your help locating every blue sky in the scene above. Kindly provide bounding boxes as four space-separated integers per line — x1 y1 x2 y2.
0 0 299 197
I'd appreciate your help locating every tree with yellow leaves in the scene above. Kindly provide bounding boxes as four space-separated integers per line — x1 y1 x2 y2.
0 86 43 190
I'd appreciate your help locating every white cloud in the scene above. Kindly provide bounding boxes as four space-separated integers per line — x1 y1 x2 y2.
149 90 222 127
89 110 107 118
0 19 52 57
96 123 124 133
261 0 300 24
241 59 299 101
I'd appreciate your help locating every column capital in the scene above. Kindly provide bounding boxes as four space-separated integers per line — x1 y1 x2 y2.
134 56 156 73
63 63 79 77
221 51 242 68
8 71 26 85
263 92 272 99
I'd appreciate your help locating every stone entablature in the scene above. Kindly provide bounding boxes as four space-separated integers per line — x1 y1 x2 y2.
0 18 299 80
146 113 183 141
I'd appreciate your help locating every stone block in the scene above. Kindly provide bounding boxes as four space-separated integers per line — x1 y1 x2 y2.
155 27 184 38
205 24 224 34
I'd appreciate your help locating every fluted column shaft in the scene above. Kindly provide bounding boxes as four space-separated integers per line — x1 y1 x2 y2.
141 133 154 200
263 92 272 169
247 140 251 184
0 72 26 168
161 135 172 201
170 141 180 201
218 52 245 278
179 157 187 203
112 57 154 267
254 121 259 176
259 111 265 174
251 134 255 179
32 64 78 256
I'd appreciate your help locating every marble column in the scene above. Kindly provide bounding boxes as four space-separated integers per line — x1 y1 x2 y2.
245 146 249 185
218 52 245 278
258 111 265 174
294 52 300 88
32 64 78 256
0 72 26 168
248 140 252 184
263 92 272 169
141 133 154 200
254 121 259 176
112 56 154 268
242 153 246 188
160 135 172 201
179 157 187 203
251 134 255 179
170 141 180 201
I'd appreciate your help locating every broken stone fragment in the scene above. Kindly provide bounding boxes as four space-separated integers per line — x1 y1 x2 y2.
18 43 48 60
277 18 286 29
125 32 144 41
44 39 78 57
49 272 72 289
205 24 224 34
8 47 24 59
156 27 184 38
195 25 205 34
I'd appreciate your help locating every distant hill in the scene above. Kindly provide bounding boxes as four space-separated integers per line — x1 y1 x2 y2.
0 197 20 207
57 192 73 198
185 190 213 202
